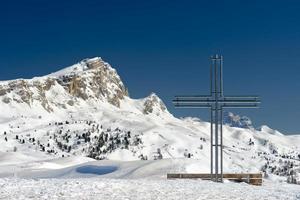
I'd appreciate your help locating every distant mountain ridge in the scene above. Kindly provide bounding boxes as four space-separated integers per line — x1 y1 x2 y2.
0 57 167 116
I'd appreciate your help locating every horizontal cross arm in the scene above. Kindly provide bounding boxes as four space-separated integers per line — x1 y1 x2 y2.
173 99 213 103
174 104 212 108
174 103 259 108
174 95 211 98
173 99 260 103
222 95 260 98
222 103 260 108
175 95 259 98
223 95 260 100
223 96 260 102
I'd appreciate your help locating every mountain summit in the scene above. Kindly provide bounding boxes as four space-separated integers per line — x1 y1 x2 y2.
0 57 130 113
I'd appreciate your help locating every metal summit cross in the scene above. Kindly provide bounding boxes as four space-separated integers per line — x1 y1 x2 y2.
173 54 260 182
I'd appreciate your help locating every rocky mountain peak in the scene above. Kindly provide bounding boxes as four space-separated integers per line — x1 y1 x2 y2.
0 57 129 112
143 93 168 115
54 57 129 107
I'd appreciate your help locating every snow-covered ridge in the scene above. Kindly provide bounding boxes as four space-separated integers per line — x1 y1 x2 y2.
0 57 169 115
258 125 284 136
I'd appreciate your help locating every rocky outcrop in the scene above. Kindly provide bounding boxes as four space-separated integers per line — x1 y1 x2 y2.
33 78 57 112
223 112 253 129
63 58 128 107
143 93 167 115
0 57 129 112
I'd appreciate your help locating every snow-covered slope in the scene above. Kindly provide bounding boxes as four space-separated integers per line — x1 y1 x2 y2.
0 57 299 184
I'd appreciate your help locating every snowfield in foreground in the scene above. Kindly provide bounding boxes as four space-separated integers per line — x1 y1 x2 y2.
1 177 300 200
0 157 299 200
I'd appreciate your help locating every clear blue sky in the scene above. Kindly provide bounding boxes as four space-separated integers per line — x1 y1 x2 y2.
0 0 300 134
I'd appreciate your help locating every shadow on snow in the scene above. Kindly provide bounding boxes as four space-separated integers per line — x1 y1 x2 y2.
76 165 118 175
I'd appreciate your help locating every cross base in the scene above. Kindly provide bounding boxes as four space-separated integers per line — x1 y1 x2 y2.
167 173 263 186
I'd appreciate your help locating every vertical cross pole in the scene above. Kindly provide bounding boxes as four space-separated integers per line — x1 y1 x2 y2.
214 55 219 181
220 56 223 182
210 54 223 182
210 56 214 181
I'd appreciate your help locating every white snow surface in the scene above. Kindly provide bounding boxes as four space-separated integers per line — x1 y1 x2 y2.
0 57 299 199
2 177 300 200
0 157 299 200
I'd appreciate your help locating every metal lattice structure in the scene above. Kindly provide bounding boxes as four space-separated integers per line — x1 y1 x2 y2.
173 54 260 182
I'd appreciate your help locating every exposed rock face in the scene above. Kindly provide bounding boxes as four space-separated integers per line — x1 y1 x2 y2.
35 78 57 112
62 58 128 107
143 93 167 115
0 57 129 112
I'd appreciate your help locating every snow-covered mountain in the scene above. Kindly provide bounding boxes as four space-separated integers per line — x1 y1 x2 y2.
0 57 299 183
223 112 253 129
0 57 129 112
